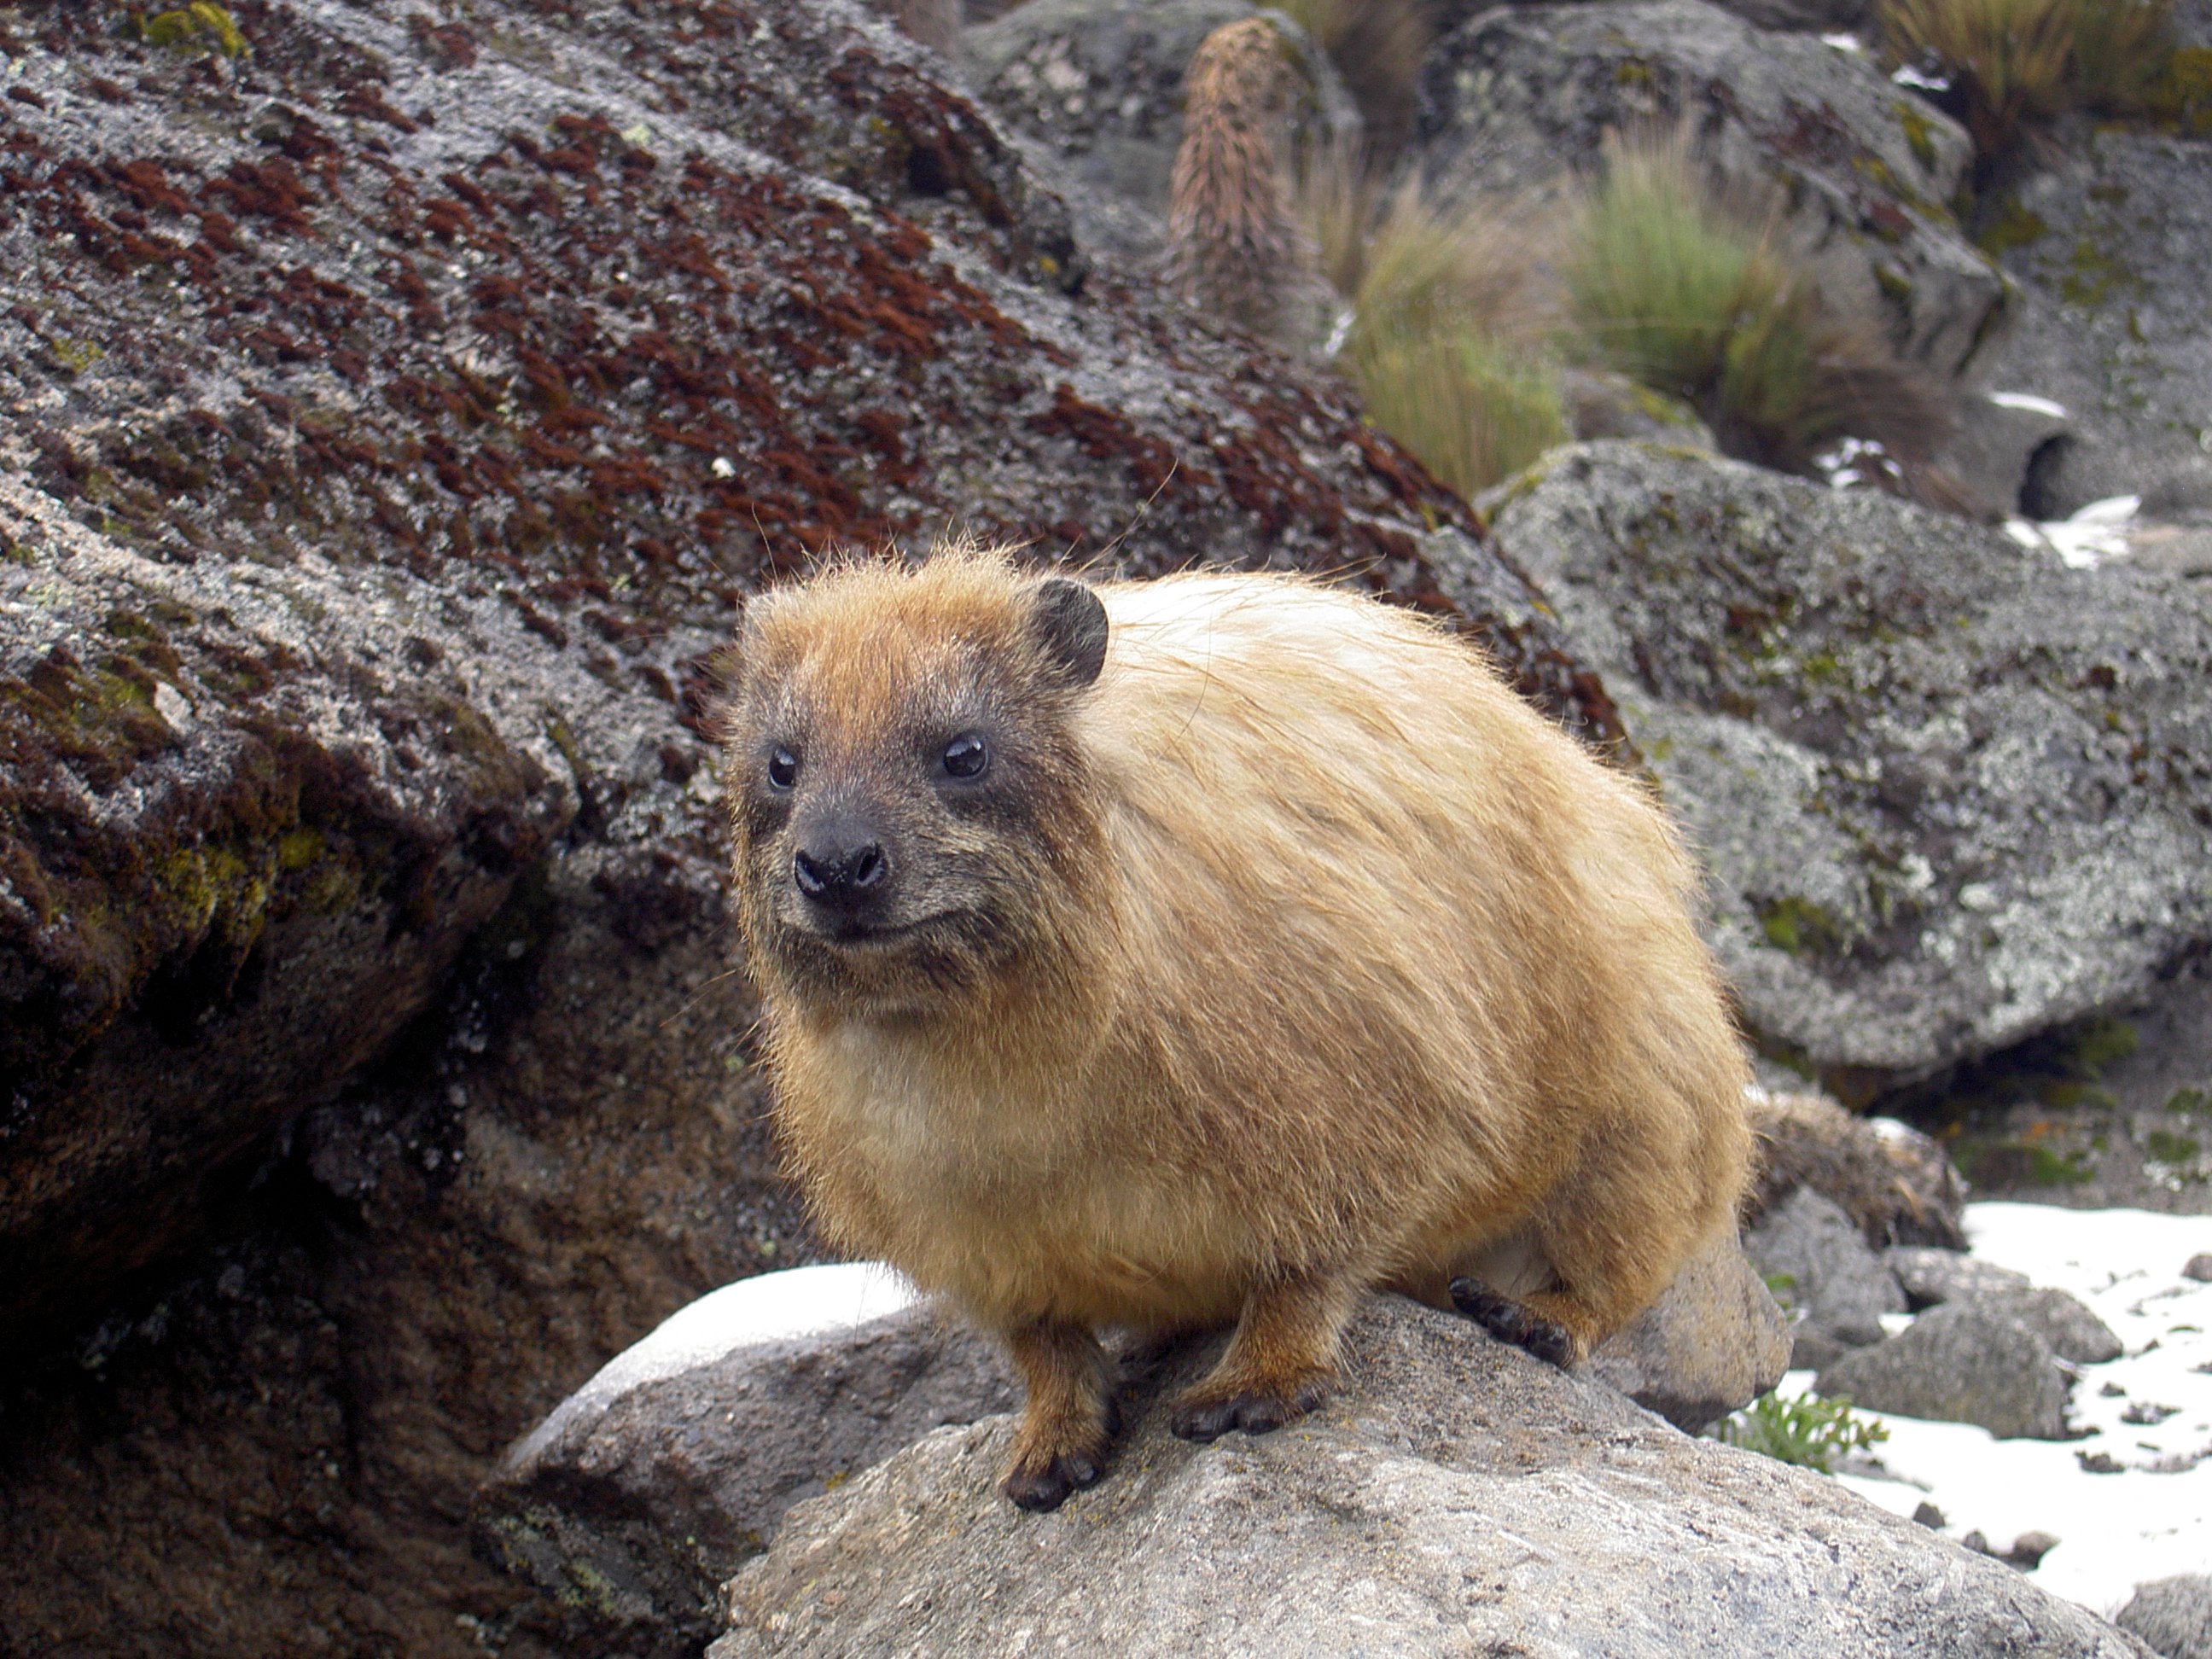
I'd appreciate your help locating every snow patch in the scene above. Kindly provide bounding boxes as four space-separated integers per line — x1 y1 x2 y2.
1989 391 2069 419
1796 1203 2212 1618
2005 494 2140 568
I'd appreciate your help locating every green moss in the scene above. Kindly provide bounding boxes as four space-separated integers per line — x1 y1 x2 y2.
2145 45 2212 137
2066 1016 2139 1076
1975 196 2048 257
2 538 32 567
1897 102 1940 168
47 339 106 375
1799 650 1845 684
276 827 325 871
131 3 250 57
1758 894 1844 956
1872 264 1916 306
2145 1128 2200 1164
2060 236 2138 307
1614 58 1655 88
2023 1144 2093 1186
2038 1079 2118 1111
2167 1086 2210 1119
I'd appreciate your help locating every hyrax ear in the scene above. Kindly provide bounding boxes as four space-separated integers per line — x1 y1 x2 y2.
1030 576 1109 690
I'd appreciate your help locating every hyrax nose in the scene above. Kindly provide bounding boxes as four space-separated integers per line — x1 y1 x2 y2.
792 818 891 912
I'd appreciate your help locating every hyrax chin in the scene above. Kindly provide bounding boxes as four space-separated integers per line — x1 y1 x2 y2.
720 547 1750 1511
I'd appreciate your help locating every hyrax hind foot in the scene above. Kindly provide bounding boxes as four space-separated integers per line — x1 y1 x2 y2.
1170 1270 1350 1443
1451 1278 1578 1368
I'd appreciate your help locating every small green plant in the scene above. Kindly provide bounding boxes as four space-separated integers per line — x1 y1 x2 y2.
1299 155 1569 499
1719 1391 1889 1472
1563 132 1948 476
1879 0 2174 164
2145 1128 2203 1166
2166 1086 2210 1119
130 3 251 57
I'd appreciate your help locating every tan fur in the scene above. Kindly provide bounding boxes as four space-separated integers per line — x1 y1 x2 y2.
722 548 1751 1505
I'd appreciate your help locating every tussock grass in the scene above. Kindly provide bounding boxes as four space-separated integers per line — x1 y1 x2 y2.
1564 134 1949 476
1879 0 2176 160
1298 149 1569 500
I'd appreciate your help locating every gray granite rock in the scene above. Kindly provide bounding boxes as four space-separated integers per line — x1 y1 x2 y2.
1818 1303 2072 1439
478 1270 1015 1659
1478 441 2212 1088
1745 1186 1906 1364
1585 1226 1792 1432
1886 1246 2033 1309
1982 1286 2125 1366
2118 1574 2212 1659
1418 0 1998 372
713 1297 2144 1658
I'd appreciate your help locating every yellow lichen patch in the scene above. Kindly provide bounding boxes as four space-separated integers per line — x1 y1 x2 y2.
131 3 250 58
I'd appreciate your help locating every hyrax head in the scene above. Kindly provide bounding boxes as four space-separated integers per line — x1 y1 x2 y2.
719 553 1109 1018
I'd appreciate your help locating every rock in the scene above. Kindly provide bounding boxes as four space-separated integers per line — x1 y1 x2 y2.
1749 1090 1970 1247
2117 1575 2212 1659
963 0 1358 270
1980 1287 2125 1366
1817 1303 2072 1439
2187 1254 2212 1283
0 2 1621 1653
1886 1246 2032 1310
1913 1499 1947 1527
1743 1186 1906 1365
1982 134 2212 522
713 1296 2143 1658
1936 391 2072 519
1561 365 1718 449
2008 1530 2061 1569
1479 441 2212 1090
1584 1227 1791 1432
1417 0 2000 373
478 1266 1015 1659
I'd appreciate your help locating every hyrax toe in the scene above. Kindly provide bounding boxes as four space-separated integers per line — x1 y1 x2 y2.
999 1447 1108 1512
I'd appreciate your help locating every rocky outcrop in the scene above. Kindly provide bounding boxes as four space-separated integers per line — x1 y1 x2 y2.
0 2 1619 1654
712 1296 2145 1657
1417 0 2000 374
1479 441 2212 1091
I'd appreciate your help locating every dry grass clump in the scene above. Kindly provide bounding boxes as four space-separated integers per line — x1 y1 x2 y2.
1564 135 1949 477
1271 0 1435 157
1299 151 1569 499
1166 18 1313 341
1878 0 2176 160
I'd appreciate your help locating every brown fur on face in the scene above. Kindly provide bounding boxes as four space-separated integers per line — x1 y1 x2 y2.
721 547 1752 1511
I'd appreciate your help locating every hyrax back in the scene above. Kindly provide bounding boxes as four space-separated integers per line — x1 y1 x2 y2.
721 549 1750 1510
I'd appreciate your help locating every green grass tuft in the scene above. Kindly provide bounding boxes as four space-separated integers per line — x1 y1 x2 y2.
1719 1391 1890 1472
1563 133 1950 477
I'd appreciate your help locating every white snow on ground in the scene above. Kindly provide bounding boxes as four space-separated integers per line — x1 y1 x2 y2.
510 1260 917 1463
1790 1203 2212 1618
1990 391 2069 419
2006 494 2141 568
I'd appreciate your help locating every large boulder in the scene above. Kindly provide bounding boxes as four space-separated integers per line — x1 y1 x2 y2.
1478 441 2212 1092
713 1296 2145 1657
0 1 1619 1654
1417 0 2000 373
1816 1301 2073 1439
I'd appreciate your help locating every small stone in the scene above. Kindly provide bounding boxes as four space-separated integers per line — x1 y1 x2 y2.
1960 1529 1991 1555
1585 1228 1791 1434
1912 1501 1946 1528
2006 1531 2059 1569
2075 1450 2123 1474
152 679 195 731
1883 1247 2030 1311
2122 1400 2178 1426
2101 1381 2128 1397
2184 1253 2212 1284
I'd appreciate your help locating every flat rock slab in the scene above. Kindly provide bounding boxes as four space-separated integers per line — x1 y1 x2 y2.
1887 1245 2033 1309
714 1298 2144 1658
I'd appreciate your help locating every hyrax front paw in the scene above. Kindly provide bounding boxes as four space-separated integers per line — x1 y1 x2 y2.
1450 1277 1576 1368
1168 1371 1331 1443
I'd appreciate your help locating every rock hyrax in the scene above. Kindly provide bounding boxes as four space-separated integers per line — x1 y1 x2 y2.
720 548 1750 1509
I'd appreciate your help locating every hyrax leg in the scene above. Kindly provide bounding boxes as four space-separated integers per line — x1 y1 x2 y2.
1000 1318 1117 1512
1169 1269 1354 1443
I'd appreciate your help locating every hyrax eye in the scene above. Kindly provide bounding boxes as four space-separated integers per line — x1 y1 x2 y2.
940 733 989 781
767 747 800 790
